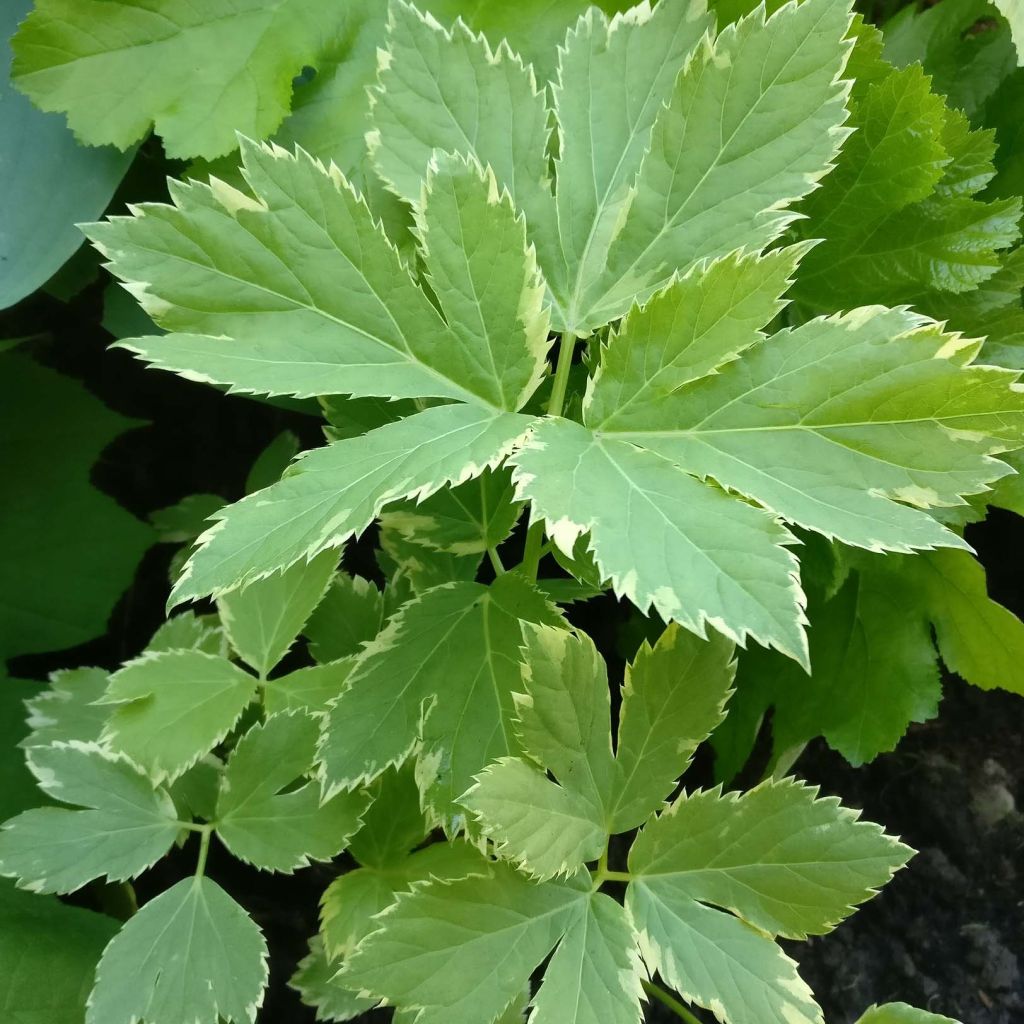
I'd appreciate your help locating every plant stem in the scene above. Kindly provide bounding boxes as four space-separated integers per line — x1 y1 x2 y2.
487 546 506 575
194 826 212 880
520 333 578 581
642 981 704 1024
546 332 577 419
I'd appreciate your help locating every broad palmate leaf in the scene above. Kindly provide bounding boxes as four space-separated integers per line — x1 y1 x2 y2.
0 742 179 894
349 623 910 1024
87 0 1024 666
86 876 268 1024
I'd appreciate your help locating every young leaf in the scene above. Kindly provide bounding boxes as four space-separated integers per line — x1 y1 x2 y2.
378 469 522 557
319 574 563 827
145 611 225 656
322 840 488 959
0 743 179 894
578 0 854 329
340 862 584 1024
218 549 337 676
627 778 913 939
305 574 386 663
414 152 551 412
88 141 510 407
21 667 109 749
290 936 377 1022
86 876 268 1024
585 246 807 432
549 0 712 329
530 892 645 1024
510 416 808 663
906 548 1024 695
12 0 339 159
171 404 533 605
369 0 557 279
263 659 354 716
626 891 823 1024
100 650 259 782
610 624 735 832
215 711 367 872
345 764 428 871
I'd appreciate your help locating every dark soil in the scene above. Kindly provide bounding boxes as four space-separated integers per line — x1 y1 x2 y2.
6 276 1024 1024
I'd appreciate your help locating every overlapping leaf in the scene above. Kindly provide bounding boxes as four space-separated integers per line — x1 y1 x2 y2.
0 743 180 893
86 876 268 1024
215 711 368 871
319 573 564 827
350 622 908 1024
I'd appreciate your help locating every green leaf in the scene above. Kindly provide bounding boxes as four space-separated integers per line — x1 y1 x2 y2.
369 0 557 279
0 883 118 1024
0 743 179 894
320 574 563 828
290 936 376 1022
905 548 1024 695
577 0 854 330
0 0 133 310
346 764 428 870
150 494 226 544
510 416 807 663
378 469 522 556
463 757 607 879
856 1004 961 1024
218 549 337 676
101 651 258 783
216 711 367 872
611 306 1022 554
0 678 41 821
549 0 712 331
245 430 301 494
586 247 806 432
531 892 644 1024
341 862 583 1024
628 778 912 939
11 0 338 159
610 624 735 832
0 354 152 660
304 574 386 663
86 876 268 1024
145 611 225 656
379 516 485 592
263 659 354 715
414 152 551 411
882 0 1016 118
171 404 532 605
626 888 823 1024
22 668 109 749
728 559 943 767
322 840 488 958
169 757 223 823
89 140 514 407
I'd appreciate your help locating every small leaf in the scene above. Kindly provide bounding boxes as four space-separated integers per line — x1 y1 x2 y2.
216 711 368 872
610 625 735 832
856 1004 961 1024
171 404 533 605
86 876 268 1024
627 889 824 1024
0 743 179 894
341 862 583 1024
290 935 376 1022
531 892 645 1024
218 549 337 676
22 667 109 749
304 574 386 663
628 778 913 939
263 659 354 715
101 650 258 783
